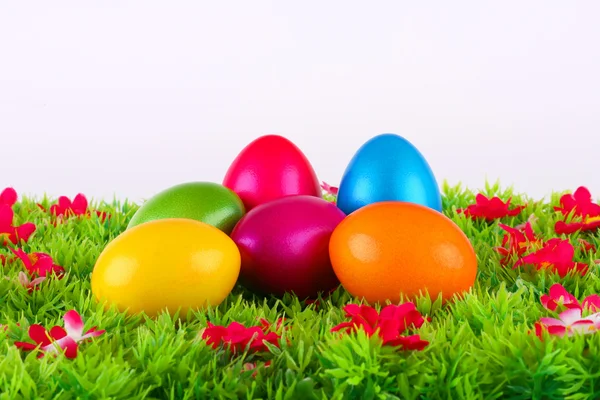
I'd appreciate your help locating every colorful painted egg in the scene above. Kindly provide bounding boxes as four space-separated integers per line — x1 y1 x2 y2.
336 133 442 215
127 182 245 235
329 201 477 304
231 195 345 299
91 218 241 318
223 135 322 211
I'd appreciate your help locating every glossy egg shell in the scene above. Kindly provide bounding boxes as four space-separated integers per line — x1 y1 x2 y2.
127 182 245 235
231 195 346 299
329 201 477 304
91 218 241 318
223 135 322 211
336 133 442 215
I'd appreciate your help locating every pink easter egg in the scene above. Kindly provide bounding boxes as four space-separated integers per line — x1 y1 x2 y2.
223 135 322 211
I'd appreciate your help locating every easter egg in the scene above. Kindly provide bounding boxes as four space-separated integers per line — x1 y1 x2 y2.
336 133 442 215
231 195 345 299
91 218 241 318
223 135 322 211
329 201 477 304
127 182 245 235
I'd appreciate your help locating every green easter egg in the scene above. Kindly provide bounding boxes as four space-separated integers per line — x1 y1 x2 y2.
127 182 245 234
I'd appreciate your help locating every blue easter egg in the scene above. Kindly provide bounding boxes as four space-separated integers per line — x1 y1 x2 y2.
336 133 442 214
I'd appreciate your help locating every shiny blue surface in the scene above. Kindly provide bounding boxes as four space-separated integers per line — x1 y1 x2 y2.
336 133 442 214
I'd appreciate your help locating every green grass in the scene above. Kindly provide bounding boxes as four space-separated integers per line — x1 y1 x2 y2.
2 181 600 400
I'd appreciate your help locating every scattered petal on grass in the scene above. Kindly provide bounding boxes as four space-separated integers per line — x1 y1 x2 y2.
0 205 36 246
457 194 524 221
0 188 17 207
14 310 105 359
535 308 600 338
513 239 588 278
331 303 429 351
201 321 281 354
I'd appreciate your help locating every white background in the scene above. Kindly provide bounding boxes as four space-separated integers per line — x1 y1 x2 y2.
1 1 599 204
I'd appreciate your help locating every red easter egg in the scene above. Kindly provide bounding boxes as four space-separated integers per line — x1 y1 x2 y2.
231 195 346 299
223 135 322 211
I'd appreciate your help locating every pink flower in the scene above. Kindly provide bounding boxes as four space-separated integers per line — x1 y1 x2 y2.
0 188 17 207
331 303 429 351
540 283 600 313
14 310 105 359
10 248 65 278
0 205 36 246
535 308 600 338
457 194 524 221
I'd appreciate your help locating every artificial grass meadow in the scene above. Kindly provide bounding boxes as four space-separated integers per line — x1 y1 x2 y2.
2 182 600 400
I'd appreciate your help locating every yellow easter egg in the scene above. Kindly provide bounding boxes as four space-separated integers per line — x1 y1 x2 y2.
91 218 240 318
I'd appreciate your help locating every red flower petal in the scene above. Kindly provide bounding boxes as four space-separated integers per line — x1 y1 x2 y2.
81 327 106 340
28 324 53 346
10 248 33 270
458 194 524 221
202 323 228 349
57 196 72 213
546 325 568 337
541 283 580 311
556 221 584 234
49 326 68 340
331 321 356 333
533 322 546 339
62 337 79 359
385 334 429 350
14 341 38 351
582 295 600 312
71 194 89 215
0 204 14 229
343 304 379 333
14 223 36 243
0 188 17 206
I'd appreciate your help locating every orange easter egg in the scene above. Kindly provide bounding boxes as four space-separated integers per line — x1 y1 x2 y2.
329 201 477 304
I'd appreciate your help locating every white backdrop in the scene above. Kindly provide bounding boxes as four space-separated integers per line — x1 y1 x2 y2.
1 1 599 204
